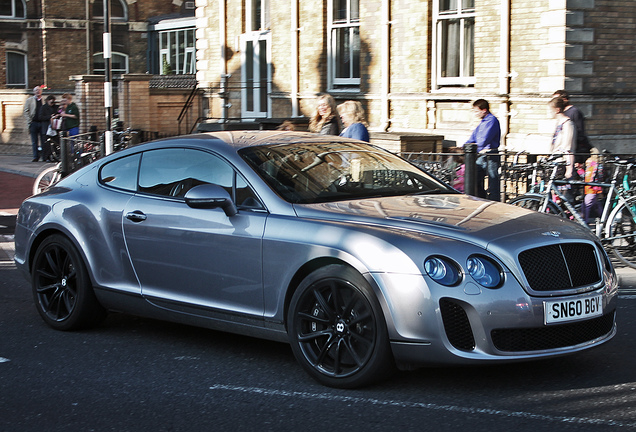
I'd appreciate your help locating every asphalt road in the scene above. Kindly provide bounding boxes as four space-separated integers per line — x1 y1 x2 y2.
2 260 636 431
3 161 636 431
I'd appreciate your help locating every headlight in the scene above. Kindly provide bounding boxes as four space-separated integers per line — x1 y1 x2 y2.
424 256 461 286
466 255 503 288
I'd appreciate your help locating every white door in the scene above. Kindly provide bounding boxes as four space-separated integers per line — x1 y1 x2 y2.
241 31 271 118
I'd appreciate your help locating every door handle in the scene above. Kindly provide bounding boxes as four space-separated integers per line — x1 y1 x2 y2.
126 211 147 222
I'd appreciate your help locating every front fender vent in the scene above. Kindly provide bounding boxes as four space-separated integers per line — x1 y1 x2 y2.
440 298 475 351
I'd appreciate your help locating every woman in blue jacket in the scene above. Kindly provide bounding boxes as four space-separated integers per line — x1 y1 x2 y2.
338 101 369 142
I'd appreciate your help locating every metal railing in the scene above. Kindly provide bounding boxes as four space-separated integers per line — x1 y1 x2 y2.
399 149 636 202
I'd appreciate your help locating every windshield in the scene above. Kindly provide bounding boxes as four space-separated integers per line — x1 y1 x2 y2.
240 141 455 204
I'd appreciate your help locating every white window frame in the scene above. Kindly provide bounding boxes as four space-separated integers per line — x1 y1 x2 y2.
93 52 129 75
247 0 270 32
0 0 26 18
433 0 476 88
158 28 196 75
327 0 361 89
240 31 271 119
6 51 27 88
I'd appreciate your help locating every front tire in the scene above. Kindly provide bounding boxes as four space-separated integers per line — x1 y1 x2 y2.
33 166 62 195
32 234 106 330
288 265 395 388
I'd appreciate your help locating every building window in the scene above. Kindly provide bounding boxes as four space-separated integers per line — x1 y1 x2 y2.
247 0 270 32
93 0 127 21
434 0 475 87
0 0 25 18
93 52 129 75
328 0 360 89
6 51 27 88
159 28 196 75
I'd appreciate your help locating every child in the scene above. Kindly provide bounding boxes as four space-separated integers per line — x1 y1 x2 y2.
582 148 603 224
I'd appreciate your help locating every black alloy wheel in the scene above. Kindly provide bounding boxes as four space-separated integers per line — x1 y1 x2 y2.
32 234 106 331
289 264 394 388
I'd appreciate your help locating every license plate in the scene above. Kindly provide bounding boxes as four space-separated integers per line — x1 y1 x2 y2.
544 294 603 324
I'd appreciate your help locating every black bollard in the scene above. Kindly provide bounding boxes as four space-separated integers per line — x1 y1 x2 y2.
464 143 477 196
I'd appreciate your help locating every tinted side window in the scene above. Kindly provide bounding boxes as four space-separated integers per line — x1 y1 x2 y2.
138 148 234 197
99 153 141 191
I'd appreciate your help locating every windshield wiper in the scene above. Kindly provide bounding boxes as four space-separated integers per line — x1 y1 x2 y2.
412 188 451 195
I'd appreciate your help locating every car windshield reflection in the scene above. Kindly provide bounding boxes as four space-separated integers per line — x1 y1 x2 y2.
240 141 455 203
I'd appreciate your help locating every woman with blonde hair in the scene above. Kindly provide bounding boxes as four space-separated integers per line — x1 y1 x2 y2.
308 94 342 135
338 100 369 142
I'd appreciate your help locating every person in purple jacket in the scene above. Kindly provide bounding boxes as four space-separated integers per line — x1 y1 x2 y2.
338 100 370 142
464 99 501 201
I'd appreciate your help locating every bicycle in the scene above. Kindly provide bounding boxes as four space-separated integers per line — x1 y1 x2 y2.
33 135 102 194
508 155 636 268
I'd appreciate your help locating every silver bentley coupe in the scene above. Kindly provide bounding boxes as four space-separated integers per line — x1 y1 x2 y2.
14 131 618 388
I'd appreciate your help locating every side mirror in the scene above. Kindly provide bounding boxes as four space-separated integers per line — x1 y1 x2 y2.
184 184 237 217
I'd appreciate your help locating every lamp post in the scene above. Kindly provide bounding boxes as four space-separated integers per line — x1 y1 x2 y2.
103 0 113 155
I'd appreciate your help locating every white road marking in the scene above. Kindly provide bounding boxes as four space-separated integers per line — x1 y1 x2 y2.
209 384 635 428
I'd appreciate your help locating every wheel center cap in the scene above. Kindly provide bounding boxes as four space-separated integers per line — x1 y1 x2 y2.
61 278 67 287
336 321 346 333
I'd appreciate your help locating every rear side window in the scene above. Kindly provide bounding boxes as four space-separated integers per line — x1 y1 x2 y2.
99 153 141 192
137 148 234 197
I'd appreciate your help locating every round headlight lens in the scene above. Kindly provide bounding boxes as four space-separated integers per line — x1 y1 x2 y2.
424 256 461 286
466 255 502 288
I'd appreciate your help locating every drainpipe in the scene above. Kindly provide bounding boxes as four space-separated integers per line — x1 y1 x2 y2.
499 0 511 149
219 0 229 122
86 0 90 73
291 0 299 117
380 0 390 131
41 0 48 86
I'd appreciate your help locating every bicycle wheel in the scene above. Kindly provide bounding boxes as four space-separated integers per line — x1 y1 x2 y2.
33 166 62 195
508 194 563 216
606 197 636 269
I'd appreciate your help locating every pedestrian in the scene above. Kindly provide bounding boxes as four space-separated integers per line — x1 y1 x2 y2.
23 85 45 162
338 100 370 142
552 90 592 165
308 94 342 135
39 95 58 162
548 96 576 179
464 99 501 201
59 93 80 137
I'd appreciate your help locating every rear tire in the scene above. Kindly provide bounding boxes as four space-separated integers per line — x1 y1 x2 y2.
32 234 106 330
288 264 395 388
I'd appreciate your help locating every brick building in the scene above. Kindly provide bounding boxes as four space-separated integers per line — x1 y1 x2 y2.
195 0 636 153
0 0 195 152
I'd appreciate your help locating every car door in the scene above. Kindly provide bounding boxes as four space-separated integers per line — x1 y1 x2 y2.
122 147 266 317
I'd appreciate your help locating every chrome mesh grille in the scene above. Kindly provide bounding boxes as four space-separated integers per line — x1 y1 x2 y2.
518 243 601 291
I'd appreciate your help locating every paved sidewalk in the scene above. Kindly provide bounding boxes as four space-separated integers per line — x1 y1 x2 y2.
0 154 56 179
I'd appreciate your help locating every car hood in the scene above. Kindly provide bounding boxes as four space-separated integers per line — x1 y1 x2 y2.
293 194 597 251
